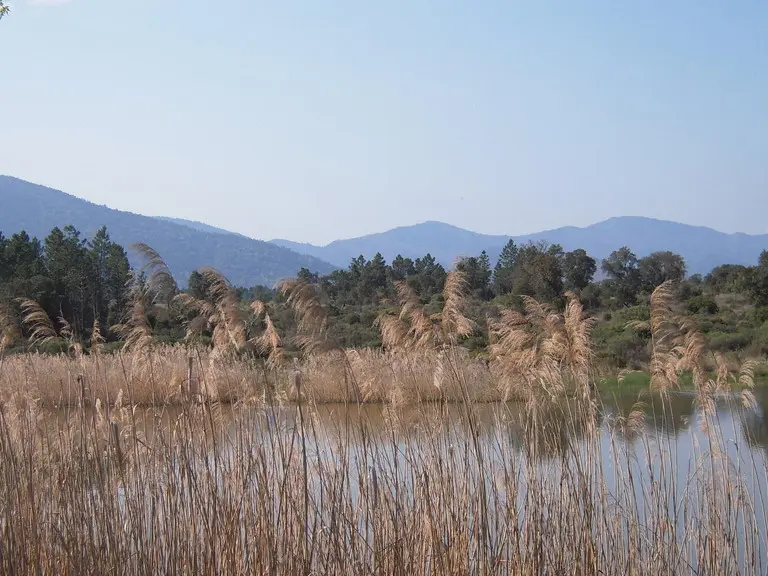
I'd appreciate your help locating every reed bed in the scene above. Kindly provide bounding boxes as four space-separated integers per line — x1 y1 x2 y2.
2 255 768 573
0 346 500 407
1 378 767 574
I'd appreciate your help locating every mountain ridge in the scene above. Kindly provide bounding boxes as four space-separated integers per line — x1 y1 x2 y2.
3 175 766 282
154 216 245 238
0 176 337 287
269 216 768 275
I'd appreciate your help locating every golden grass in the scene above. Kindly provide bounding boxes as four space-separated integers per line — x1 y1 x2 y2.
0 345 500 407
0 268 762 409
2 251 768 572
1 374 766 574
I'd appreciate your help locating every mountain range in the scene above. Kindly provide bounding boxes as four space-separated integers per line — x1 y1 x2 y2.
0 176 336 287
270 219 768 276
2 176 766 286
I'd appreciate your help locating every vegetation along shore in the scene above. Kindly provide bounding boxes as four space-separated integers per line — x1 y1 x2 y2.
1 224 767 401
2 226 768 573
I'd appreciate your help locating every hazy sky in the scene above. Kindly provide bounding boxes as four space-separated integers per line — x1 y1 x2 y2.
1 1 766 244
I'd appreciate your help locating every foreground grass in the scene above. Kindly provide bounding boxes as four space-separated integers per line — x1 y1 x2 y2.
2 275 767 573
0 277 768 575
1 386 766 574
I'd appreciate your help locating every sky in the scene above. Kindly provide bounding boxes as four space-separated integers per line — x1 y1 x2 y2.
1 1 766 245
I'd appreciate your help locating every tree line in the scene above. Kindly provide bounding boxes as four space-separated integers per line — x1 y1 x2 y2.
2 225 768 361
1 226 131 348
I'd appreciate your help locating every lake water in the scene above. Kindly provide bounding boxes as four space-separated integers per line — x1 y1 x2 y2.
43 387 768 573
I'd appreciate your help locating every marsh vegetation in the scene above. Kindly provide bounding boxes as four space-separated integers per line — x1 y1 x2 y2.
1 244 767 574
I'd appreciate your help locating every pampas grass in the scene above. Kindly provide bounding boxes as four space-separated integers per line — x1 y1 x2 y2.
1 375 766 574
2 252 768 573
376 269 476 351
0 344 501 407
488 291 597 401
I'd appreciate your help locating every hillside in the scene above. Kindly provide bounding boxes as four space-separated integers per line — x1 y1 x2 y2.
154 216 243 237
271 218 768 275
271 221 510 269
0 176 337 287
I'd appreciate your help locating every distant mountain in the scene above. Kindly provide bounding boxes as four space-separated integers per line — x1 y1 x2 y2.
0 176 337 287
270 221 511 269
271 218 768 276
154 216 243 238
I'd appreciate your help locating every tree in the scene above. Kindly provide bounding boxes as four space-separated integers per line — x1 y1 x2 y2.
360 253 388 301
89 227 131 330
749 250 768 307
638 251 686 291
749 269 768 307
601 247 641 307
188 271 209 300
493 239 519 296
509 241 564 302
3 231 45 280
760 250 768 269
296 267 320 284
0 231 50 313
457 251 492 299
705 264 752 293
0 2 9 21
411 254 446 298
44 226 91 336
390 255 415 281
0 232 7 282
562 248 596 292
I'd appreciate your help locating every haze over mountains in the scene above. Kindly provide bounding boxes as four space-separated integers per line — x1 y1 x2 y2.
0 176 336 287
270 219 768 277
2 176 767 286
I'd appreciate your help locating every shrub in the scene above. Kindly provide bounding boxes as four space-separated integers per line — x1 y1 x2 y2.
708 330 754 352
751 324 768 356
753 307 768 325
687 295 719 315
36 338 73 356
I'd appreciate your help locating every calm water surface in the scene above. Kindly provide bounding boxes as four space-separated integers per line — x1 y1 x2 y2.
49 387 768 572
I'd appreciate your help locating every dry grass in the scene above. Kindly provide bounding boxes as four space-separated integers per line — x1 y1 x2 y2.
488 291 596 401
0 345 499 407
1 370 766 574
0 272 761 410
2 253 768 573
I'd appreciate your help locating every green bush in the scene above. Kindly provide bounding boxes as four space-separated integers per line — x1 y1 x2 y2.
36 338 73 356
687 295 719 315
751 324 768 356
620 371 651 388
614 305 650 323
593 313 650 370
753 307 768 325
345 312 361 325
708 330 754 352
463 334 489 354
101 341 125 354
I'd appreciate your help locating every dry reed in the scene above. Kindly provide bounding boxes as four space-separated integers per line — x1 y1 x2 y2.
1 254 767 574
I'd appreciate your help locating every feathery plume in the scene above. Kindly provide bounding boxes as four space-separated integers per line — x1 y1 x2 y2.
130 242 177 302
278 278 333 353
251 312 284 368
17 299 57 346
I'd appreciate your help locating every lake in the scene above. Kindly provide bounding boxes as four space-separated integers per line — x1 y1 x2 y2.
7 387 768 574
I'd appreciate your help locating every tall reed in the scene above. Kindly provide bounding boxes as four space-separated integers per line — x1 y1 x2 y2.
1 256 767 574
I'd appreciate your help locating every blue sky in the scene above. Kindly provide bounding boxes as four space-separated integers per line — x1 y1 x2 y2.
1 1 766 244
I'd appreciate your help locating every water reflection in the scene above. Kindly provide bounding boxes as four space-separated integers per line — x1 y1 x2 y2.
607 390 698 437
742 389 768 454
48 388 768 468
37 387 768 573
